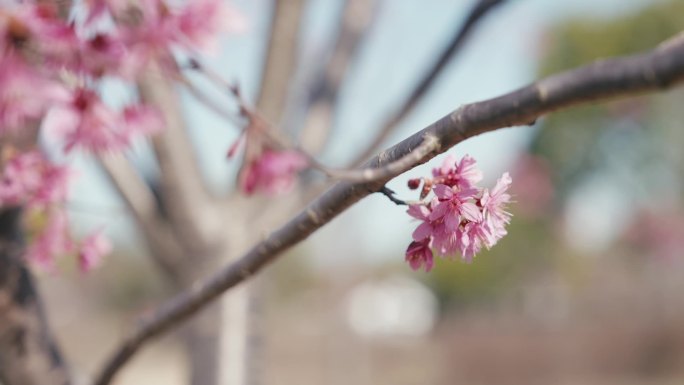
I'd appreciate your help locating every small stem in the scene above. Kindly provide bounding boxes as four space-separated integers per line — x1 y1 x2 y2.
187 59 443 184
378 187 407 206
176 76 244 127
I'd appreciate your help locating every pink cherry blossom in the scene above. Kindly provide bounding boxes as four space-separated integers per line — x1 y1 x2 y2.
31 161 70 207
407 203 433 241
0 151 44 205
75 32 130 78
430 184 481 230
121 104 165 137
480 172 512 241
78 230 112 272
430 221 462 256
405 239 434 272
42 88 124 152
453 155 484 188
0 56 69 132
432 154 483 189
432 154 458 178
239 150 308 195
459 222 488 262
0 151 70 208
42 88 162 152
175 0 231 51
402 155 513 270
13 4 81 69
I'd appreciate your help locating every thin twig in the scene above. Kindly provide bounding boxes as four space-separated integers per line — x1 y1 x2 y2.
349 0 508 166
98 154 188 282
190 60 442 184
378 187 408 206
179 77 244 127
93 32 684 385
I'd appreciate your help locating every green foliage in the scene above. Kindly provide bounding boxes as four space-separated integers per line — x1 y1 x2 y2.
539 1 684 77
533 0 684 198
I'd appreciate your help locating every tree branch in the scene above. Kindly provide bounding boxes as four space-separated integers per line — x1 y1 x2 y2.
298 0 376 154
307 135 439 182
137 67 218 252
349 0 508 166
255 0 307 123
93 31 684 385
98 154 188 283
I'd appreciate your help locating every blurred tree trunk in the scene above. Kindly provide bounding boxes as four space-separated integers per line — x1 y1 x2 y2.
0 207 71 385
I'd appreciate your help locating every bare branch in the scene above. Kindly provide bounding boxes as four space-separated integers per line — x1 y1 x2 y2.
137 67 217 251
307 135 439 182
93 32 684 385
298 0 377 154
180 78 242 127
350 0 508 166
256 0 307 123
98 154 158 222
98 154 188 282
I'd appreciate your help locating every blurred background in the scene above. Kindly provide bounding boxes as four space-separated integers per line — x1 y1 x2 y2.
37 0 684 384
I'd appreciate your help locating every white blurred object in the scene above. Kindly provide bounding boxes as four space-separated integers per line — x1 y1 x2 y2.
345 275 437 337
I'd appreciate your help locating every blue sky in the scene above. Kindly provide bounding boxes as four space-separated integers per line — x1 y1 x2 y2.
64 0 660 266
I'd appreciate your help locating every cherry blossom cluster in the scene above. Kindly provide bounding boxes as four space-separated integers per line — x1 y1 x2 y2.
404 155 512 272
0 150 110 271
225 108 308 196
0 0 242 270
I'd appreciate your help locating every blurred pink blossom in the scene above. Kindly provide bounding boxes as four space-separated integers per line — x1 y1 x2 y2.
239 150 308 195
78 230 112 272
510 154 554 218
42 88 162 152
0 56 69 131
0 151 70 208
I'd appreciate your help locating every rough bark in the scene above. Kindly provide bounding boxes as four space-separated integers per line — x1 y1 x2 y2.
0 208 71 385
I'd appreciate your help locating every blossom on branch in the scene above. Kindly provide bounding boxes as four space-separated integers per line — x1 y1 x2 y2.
0 150 112 270
404 155 512 270
42 88 163 153
239 149 308 196
0 0 250 275
78 230 112 272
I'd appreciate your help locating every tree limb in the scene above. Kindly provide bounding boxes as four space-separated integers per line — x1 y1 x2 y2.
349 0 508 166
138 69 219 253
298 0 376 154
255 0 307 123
98 154 188 283
92 31 684 385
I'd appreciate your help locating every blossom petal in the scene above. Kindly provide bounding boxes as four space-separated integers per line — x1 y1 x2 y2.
433 184 454 200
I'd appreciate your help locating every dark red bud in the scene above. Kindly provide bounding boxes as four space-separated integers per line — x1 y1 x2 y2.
407 178 421 190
